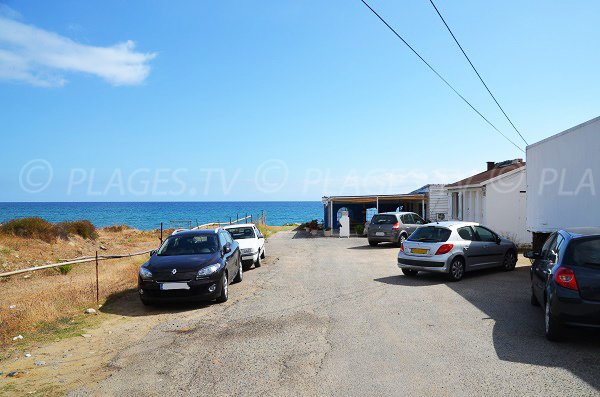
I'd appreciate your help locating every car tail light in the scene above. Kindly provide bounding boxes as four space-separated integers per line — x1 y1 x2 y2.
435 244 454 255
399 242 404 252
392 222 400 230
554 267 578 291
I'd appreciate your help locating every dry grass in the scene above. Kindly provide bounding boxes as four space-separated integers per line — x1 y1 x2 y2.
56 220 98 240
256 224 297 238
0 217 58 243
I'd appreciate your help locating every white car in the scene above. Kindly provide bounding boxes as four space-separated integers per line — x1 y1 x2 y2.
223 224 266 270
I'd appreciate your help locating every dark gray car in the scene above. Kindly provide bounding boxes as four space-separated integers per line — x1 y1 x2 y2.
368 212 426 247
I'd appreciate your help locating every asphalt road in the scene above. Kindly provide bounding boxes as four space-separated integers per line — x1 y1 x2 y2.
69 231 600 396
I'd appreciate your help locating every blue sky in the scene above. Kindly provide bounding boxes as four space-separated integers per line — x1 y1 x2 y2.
1 0 600 201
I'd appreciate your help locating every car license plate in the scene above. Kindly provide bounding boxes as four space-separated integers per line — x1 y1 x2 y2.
376 232 385 236
160 282 190 290
411 248 428 254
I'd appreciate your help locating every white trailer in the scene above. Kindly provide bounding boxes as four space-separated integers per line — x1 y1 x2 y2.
526 115 600 251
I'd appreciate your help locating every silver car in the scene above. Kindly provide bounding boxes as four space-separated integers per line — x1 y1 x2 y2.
397 221 517 281
368 212 426 247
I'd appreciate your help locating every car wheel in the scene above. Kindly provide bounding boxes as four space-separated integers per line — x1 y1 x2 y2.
396 234 406 248
216 273 229 303
530 287 540 306
503 250 517 271
255 253 262 268
545 298 564 341
260 247 266 259
402 269 418 277
448 258 465 281
140 295 151 306
233 257 243 283
368 240 378 247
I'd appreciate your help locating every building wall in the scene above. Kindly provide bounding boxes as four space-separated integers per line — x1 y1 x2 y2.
485 169 529 245
428 184 449 221
526 116 600 233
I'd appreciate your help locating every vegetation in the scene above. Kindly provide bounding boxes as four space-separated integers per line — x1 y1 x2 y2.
56 264 74 275
57 220 98 240
0 217 98 242
355 224 365 235
0 217 58 243
104 224 130 232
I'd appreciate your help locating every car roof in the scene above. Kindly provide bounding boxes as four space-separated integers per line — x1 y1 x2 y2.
223 223 256 229
563 227 600 238
169 229 218 237
426 221 479 229
378 212 415 216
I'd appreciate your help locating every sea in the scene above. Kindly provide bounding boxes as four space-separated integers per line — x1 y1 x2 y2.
0 202 322 230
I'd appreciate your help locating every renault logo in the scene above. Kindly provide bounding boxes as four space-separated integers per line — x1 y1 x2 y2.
171 269 177 275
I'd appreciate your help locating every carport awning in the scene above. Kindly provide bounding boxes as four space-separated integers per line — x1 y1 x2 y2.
322 194 426 204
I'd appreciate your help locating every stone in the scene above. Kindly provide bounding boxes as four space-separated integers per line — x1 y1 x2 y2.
84 308 97 315
34 361 46 366
24 353 31 357
12 335 23 341
81 334 92 338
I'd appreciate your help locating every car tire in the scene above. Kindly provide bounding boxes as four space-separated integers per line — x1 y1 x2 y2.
216 273 228 303
368 240 378 247
233 257 243 283
260 247 266 259
447 258 465 282
396 234 406 248
503 250 517 271
255 253 262 268
530 288 540 306
140 295 151 306
402 269 418 277
545 298 564 342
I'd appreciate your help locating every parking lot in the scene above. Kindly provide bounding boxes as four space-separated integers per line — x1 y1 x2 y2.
59 231 600 396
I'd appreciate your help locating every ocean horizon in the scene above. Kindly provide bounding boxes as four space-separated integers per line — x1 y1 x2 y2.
0 201 323 230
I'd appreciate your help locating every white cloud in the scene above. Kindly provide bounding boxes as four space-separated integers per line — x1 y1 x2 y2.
0 14 156 87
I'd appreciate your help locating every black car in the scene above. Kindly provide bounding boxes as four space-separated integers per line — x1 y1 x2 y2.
527 228 600 341
138 228 242 305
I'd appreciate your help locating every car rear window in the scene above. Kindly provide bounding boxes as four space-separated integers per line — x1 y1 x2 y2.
371 215 397 225
565 237 600 268
407 226 451 243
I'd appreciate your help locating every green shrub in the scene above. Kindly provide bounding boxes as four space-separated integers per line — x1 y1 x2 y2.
0 217 58 243
56 264 74 275
355 224 365 235
56 220 98 240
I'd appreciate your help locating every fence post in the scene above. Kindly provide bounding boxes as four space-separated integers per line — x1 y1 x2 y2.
245 213 248 224
95 251 99 307
160 222 163 244
236 213 239 223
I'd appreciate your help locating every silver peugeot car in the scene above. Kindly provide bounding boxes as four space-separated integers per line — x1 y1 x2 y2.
397 221 517 281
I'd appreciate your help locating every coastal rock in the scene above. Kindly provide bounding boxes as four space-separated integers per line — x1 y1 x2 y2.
24 353 32 358
84 308 97 315
12 335 24 341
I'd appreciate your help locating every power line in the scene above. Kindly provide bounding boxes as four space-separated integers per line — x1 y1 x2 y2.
427 0 528 146
358 0 525 153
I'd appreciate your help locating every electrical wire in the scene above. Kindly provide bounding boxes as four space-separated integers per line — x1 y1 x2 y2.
359 0 525 153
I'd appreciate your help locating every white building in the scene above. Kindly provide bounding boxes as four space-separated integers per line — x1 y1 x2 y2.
447 159 529 245
527 115 600 250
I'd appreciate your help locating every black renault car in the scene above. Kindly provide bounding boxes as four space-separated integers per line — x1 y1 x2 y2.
138 228 242 305
527 228 600 341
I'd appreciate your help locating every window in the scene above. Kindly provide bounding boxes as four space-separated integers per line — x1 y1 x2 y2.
371 215 397 225
565 237 600 268
407 226 451 243
457 226 475 241
413 214 425 225
218 232 228 248
157 234 219 256
474 226 496 242
401 214 414 224
540 233 557 260
227 227 255 240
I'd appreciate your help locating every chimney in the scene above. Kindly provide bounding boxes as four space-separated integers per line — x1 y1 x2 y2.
486 161 495 171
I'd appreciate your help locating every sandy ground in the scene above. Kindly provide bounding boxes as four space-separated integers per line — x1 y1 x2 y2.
1 231 600 396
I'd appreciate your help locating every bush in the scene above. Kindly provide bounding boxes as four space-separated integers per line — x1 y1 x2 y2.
56 220 98 240
0 217 58 243
104 225 129 233
56 264 74 275
355 224 365 235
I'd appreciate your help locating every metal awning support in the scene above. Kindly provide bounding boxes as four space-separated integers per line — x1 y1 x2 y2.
422 199 425 219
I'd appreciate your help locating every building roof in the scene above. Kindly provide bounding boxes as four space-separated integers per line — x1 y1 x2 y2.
446 160 525 189
527 114 600 150
322 193 425 204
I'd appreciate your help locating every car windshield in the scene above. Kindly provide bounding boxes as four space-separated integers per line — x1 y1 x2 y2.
371 215 397 225
407 226 452 243
157 234 218 256
226 227 255 240
565 237 600 268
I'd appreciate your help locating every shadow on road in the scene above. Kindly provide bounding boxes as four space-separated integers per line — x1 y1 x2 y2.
348 243 398 250
380 265 600 390
100 289 211 317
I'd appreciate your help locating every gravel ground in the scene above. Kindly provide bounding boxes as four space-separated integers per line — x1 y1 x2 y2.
67 231 600 396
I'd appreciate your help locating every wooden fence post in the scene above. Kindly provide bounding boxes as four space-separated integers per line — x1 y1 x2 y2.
95 251 99 306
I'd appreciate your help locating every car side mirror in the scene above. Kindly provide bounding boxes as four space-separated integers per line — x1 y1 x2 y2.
524 250 540 260
223 244 231 254
495 236 501 244
258 235 264 239
149 250 157 257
